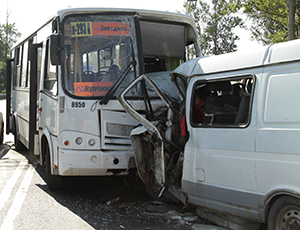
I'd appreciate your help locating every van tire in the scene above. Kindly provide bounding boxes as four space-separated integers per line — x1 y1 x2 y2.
45 144 64 190
267 196 300 230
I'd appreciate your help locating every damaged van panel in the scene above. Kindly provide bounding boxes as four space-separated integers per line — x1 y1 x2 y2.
118 72 186 200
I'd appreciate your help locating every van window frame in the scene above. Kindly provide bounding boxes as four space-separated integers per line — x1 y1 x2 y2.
190 74 255 129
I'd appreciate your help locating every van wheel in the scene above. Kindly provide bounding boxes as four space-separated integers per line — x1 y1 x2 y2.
267 196 300 230
45 144 64 190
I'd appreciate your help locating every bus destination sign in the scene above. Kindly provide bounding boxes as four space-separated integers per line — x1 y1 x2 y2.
71 22 130 37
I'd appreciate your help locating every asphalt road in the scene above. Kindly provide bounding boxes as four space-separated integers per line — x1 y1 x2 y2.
0 99 226 230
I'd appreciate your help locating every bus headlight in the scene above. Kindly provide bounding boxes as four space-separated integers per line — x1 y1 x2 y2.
75 137 83 145
59 131 100 149
88 139 95 146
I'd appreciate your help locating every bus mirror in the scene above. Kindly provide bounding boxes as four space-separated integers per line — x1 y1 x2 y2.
50 34 63 65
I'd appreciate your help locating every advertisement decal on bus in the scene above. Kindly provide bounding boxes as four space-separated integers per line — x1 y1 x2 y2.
74 82 113 96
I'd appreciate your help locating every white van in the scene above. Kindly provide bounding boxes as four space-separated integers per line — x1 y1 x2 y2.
119 39 300 230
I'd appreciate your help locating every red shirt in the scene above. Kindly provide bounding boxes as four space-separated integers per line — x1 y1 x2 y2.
180 99 205 137
194 99 205 123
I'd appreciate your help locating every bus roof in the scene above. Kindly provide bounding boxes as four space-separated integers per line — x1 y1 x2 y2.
57 8 196 25
13 7 199 52
57 8 199 46
172 39 300 78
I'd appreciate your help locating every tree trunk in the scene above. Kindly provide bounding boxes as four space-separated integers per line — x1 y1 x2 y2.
288 0 296 40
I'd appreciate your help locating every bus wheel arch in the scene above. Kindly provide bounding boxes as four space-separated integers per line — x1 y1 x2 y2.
41 134 48 167
40 128 52 165
266 195 300 230
41 133 64 190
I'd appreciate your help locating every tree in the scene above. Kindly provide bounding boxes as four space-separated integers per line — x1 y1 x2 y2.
0 15 21 92
184 0 245 55
229 0 300 45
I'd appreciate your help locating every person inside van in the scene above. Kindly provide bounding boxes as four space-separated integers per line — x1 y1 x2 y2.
181 86 208 136
193 92 206 123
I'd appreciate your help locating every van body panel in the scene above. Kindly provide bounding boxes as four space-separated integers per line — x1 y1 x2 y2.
182 70 260 221
119 39 300 228
181 40 300 225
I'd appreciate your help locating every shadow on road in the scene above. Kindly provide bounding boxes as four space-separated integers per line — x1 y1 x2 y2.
7 146 205 230
34 169 198 230
33 163 200 230
0 143 12 159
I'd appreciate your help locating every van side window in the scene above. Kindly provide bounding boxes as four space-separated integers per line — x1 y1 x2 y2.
191 76 253 127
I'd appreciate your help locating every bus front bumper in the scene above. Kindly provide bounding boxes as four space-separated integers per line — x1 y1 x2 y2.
57 149 136 176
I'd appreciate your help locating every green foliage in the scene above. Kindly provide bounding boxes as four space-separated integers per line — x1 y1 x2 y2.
0 23 21 93
184 0 245 55
229 0 300 45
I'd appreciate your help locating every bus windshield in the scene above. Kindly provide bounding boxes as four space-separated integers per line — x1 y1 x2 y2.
63 15 136 98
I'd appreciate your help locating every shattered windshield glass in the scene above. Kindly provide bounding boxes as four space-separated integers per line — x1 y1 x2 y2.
63 15 137 98
145 71 181 102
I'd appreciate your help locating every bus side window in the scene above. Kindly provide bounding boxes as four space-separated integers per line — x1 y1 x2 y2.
21 41 29 88
44 39 57 95
16 46 23 87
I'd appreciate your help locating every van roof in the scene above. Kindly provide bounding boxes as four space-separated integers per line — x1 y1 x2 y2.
173 39 300 78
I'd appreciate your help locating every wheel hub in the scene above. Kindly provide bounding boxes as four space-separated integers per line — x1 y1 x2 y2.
280 208 300 230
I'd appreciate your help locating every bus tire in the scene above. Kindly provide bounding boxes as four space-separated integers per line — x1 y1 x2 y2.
267 196 300 230
45 144 64 190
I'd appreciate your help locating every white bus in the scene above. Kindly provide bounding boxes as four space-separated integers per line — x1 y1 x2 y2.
6 8 201 190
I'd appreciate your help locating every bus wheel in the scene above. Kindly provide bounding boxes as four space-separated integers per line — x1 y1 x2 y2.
45 144 64 190
267 196 300 230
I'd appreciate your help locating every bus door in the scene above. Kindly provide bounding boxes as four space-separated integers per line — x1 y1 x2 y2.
6 58 14 135
27 42 43 163
37 38 58 167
